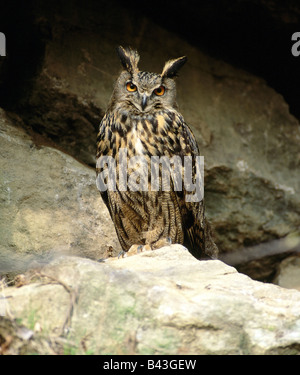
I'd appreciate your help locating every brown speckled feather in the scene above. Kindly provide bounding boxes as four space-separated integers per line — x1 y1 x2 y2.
96 46 218 259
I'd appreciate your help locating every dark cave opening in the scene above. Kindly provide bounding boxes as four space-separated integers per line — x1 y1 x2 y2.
0 1 48 110
123 0 300 121
0 0 299 284
0 0 299 120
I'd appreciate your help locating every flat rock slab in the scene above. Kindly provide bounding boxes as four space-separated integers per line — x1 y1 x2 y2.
2 245 300 354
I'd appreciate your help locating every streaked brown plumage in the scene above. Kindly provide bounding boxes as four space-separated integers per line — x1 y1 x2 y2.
96 46 218 259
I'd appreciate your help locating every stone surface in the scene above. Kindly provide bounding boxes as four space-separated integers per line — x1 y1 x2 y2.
1 245 300 355
0 0 298 276
1 0 300 356
273 255 300 291
0 109 121 274
1 1 300 280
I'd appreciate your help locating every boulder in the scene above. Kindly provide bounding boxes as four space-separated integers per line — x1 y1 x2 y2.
1 0 300 356
1 245 300 355
0 109 121 275
273 255 300 291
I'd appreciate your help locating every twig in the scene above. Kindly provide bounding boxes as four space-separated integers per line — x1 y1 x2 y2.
34 272 79 337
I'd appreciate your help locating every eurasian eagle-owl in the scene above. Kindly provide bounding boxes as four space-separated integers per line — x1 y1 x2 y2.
96 46 218 260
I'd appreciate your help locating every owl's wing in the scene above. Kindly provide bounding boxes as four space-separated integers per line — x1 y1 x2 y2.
96 114 113 159
172 121 217 259
96 114 113 211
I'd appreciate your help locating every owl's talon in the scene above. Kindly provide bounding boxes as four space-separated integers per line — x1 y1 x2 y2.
127 244 144 256
118 250 127 259
151 237 173 249
137 245 143 253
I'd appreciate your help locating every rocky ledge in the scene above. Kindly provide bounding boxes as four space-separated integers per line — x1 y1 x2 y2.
1 245 300 355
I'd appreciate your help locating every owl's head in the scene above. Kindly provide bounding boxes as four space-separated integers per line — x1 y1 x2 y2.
110 46 187 114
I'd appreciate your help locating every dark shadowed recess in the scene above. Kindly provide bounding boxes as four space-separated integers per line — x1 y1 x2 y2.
120 0 300 120
0 1 47 109
0 0 299 120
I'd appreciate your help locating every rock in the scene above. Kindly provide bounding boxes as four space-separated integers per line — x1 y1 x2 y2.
1 1 300 281
1 245 300 354
219 233 300 281
0 109 121 275
0 1 299 281
273 255 300 291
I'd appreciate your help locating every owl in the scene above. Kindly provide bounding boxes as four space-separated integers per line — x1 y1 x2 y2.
96 46 218 260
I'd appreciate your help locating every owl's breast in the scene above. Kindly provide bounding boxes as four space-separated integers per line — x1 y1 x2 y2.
121 110 183 159
97 108 191 163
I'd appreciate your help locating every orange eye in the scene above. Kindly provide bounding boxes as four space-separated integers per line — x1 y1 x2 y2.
126 82 137 92
154 86 165 96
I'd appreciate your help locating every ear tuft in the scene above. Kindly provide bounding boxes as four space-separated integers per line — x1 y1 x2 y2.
161 56 187 78
116 46 140 74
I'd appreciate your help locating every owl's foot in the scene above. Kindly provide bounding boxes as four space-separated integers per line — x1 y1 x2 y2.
126 244 152 256
118 244 152 258
151 237 172 249
117 238 172 259
117 250 129 259
115 246 145 259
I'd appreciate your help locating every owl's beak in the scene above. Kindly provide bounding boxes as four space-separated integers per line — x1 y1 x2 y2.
141 94 148 111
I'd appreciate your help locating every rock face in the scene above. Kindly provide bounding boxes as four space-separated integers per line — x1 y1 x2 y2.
0 109 121 274
0 1 299 281
1 1 300 355
1 245 300 355
274 255 300 291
